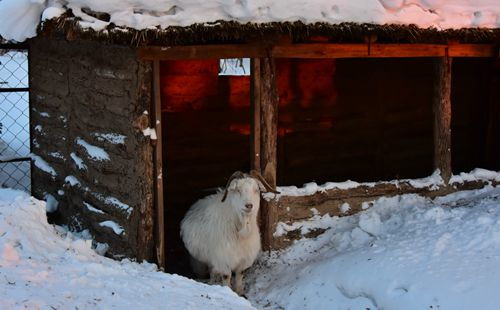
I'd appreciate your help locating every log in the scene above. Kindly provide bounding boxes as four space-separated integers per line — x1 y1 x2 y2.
254 56 279 251
138 44 498 60
433 56 453 183
153 60 166 268
250 58 261 172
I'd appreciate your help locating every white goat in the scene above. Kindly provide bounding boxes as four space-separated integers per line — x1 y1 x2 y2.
180 170 279 295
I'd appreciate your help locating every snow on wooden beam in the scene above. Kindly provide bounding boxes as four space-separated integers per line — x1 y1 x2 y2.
269 178 499 249
138 44 498 60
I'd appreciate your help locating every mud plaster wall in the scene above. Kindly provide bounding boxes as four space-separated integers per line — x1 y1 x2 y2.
29 37 155 261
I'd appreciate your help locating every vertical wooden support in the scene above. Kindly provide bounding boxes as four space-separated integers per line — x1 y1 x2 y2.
433 55 453 183
252 56 279 250
250 58 261 172
152 60 165 268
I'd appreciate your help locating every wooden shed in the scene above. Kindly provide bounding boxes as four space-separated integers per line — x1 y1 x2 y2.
22 9 500 276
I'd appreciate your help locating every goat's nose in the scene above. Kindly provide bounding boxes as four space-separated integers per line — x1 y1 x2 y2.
245 203 253 210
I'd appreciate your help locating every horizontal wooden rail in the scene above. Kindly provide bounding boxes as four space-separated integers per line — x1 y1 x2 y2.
0 157 31 164
138 43 498 60
0 87 29 93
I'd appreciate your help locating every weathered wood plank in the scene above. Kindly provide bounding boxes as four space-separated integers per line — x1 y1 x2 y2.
138 45 264 60
448 44 498 57
153 60 166 268
433 56 453 183
369 44 445 57
272 44 368 58
138 44 498 60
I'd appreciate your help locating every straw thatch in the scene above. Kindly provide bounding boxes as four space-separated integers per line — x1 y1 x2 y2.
38 11 500 46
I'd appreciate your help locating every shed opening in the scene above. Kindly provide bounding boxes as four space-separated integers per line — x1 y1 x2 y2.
160 59 251 275
451 58 500 174
276 58 435 186
156 55 498 275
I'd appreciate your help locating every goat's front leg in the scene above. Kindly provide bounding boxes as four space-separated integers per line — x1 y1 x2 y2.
233 271 245 296
221 273 232 287
210 270 231 287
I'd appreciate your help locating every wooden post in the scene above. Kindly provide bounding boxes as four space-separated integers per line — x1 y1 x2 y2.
433 54 453 183
252 56 279 250
152 60 165 268
250 58 261 172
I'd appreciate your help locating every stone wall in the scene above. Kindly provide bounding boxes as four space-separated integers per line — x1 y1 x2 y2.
29 37 155 261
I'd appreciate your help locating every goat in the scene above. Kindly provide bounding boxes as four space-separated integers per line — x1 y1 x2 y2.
180 170 279 295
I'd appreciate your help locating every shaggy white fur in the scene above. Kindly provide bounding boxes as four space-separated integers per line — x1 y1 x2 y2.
180 177 262 295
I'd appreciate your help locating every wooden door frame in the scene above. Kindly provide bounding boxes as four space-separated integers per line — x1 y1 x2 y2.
144 42 498 255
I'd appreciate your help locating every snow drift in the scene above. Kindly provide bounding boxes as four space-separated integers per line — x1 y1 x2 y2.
0 188 254 309
248 185 500 310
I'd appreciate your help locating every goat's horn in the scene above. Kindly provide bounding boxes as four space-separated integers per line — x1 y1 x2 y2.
221 171 246 202
250 170 280 194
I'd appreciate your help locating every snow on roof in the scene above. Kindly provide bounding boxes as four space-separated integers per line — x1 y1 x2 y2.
0 0 499 42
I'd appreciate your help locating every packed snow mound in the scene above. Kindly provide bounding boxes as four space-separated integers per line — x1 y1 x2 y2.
248 186 500 310
0 0 499 41
0 189 254 310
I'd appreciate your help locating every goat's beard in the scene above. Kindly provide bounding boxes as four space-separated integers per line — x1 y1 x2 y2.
236 209 256 238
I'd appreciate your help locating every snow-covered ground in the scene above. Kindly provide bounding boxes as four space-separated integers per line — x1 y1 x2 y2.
1 185 500 309
0 188 254 310
247 185 500 310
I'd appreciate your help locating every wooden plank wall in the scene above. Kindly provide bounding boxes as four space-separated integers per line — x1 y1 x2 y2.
276 58 435 186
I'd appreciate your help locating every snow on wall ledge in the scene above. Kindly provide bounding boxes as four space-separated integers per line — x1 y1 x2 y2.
1 0 499 41
264 169 500 200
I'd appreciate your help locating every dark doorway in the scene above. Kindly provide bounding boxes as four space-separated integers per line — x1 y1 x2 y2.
160 59 251 275
451 58 500 173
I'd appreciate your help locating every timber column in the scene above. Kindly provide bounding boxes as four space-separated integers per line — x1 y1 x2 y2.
433 54 452 183
251 57 279 250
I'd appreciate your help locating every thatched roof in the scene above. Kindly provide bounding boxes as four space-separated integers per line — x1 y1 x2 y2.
39 13 500 46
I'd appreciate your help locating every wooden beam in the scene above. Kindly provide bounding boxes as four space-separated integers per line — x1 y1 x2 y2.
250 58 261 172
272 44 367 58
152 60 165 269
138 45 264 60
448 44 498 57
369 44 445 57
255 57 279 251
138 44 498 60
433 55 453 183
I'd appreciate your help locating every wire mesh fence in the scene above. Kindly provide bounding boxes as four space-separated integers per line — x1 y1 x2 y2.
0 46 31 192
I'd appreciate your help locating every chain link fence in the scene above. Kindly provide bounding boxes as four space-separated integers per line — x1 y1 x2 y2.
0 44 31 192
